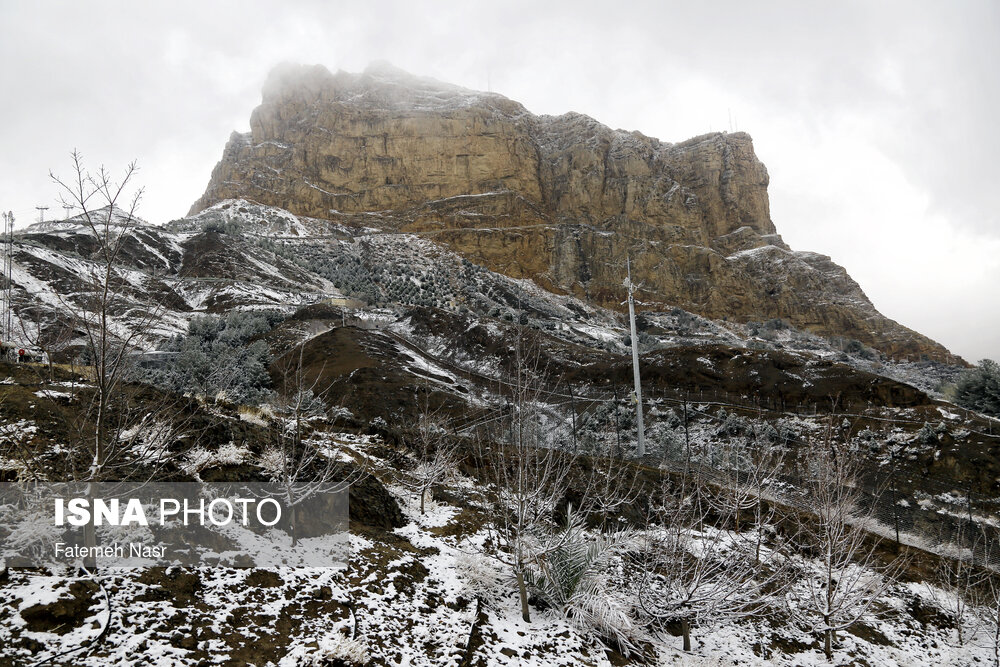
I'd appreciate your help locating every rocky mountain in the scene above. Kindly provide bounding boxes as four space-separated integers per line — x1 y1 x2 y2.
5 64 999 667
191 62 956 363
4 198 958 398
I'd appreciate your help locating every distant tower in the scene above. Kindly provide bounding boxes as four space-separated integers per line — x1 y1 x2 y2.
624 257 646 457
35 206 48 223
1 211 13 342
62 204 74 219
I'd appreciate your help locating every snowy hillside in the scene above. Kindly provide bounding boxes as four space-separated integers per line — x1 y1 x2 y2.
3 418 1000 667
1 200 966 397
3 198 999 667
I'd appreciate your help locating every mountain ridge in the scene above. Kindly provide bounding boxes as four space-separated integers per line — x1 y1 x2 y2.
190 63 955 363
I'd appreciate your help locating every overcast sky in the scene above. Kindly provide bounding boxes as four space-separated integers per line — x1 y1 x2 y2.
1 0 997 362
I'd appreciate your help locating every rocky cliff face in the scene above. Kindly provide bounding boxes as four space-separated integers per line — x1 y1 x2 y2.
191 63 956 362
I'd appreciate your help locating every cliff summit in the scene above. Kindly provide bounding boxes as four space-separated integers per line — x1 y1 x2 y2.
190 63 956 363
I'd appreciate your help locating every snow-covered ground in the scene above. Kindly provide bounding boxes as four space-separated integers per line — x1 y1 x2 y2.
3 426 999 666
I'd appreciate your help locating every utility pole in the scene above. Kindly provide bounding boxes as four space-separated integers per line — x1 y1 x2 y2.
0 212 5 341
62 204 74 219
35 206 48 223
1 211 12 343
6 212 13 343
624 257 645 457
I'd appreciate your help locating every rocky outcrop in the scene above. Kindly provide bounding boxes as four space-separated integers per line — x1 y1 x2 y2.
191 63 957 362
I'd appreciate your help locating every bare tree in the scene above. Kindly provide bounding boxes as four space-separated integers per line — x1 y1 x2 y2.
581 449 642 531
41 152 199 570
50 152 150 481
974 571 1000 667
961 536 1000 667
41 153 197 481
634 473 787 653
472 339 576 623
706 429 786 564
397 388 460 515
927 523 982 648
784 447 907 661
260 345 365 545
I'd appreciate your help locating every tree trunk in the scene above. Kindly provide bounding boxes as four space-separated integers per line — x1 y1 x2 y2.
612 382 622 458
993 600 999 667
568 382 577 452
682 618 691 652
516 569 531 623
755 499 763 565
83 483 98 571
824 627 833 661
757 621 768 659
683 398 690 470
420 489 426 515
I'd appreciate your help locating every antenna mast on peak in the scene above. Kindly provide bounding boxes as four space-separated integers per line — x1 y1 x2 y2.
624 256 646 457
